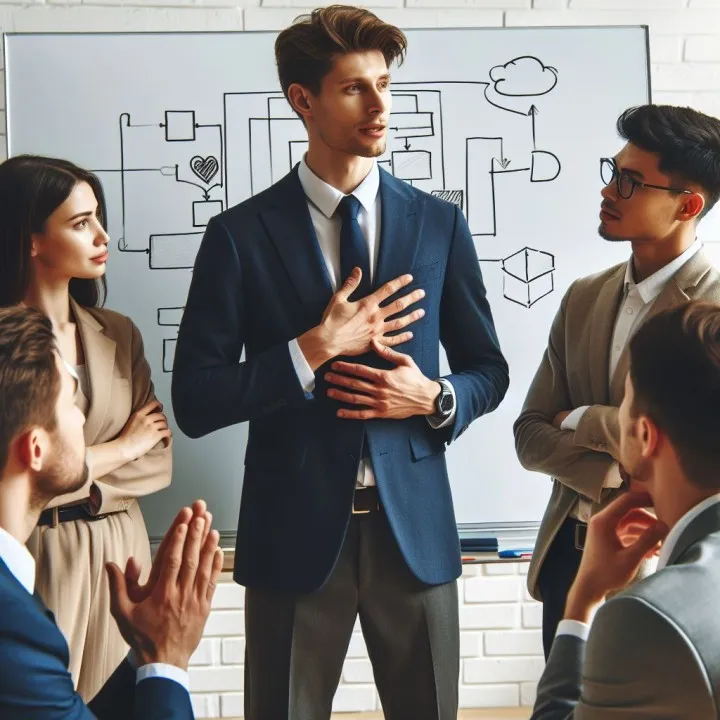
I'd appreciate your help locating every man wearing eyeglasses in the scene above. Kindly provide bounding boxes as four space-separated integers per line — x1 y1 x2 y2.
514 104 720 659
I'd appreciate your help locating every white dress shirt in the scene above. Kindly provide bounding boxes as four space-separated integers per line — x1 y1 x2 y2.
564 239 703 521
0 525 188 692
557 492 720 641
288 157 456 487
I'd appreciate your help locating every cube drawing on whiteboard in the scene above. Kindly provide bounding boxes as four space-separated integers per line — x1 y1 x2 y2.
502 247 555 308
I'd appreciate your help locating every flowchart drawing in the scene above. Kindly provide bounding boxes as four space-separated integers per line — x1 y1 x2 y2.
101 55 563 371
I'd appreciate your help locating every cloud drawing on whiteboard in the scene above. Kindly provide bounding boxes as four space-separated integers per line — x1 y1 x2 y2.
490 56 558 97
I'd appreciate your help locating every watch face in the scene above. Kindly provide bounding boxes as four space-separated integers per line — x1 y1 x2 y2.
439 392 454 413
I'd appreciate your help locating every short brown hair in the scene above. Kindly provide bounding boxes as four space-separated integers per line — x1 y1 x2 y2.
275 5 407 100
0 306 61 474
629 301 720 490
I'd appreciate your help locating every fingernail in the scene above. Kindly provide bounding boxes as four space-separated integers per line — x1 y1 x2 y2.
420 290 426 298
324 374 331 381
419 309 425 316
408 332 414 338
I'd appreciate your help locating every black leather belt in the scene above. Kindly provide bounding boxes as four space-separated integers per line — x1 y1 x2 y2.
352 486 380 515
38 504 108 528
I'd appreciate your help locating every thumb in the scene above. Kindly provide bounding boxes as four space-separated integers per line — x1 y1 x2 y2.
124 556 144 603
338 267 361 300
106 562 132 620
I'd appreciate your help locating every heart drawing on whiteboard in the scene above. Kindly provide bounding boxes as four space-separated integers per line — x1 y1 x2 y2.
190 155 219 184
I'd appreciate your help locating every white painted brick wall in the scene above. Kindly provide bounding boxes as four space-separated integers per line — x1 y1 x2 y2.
2 0 718 714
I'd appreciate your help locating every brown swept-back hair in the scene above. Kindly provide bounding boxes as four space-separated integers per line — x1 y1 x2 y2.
0 306 61 474
0 155 108 308
629 301 720 490
275 5 407 102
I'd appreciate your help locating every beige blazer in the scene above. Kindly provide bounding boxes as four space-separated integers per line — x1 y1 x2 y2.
515 249 720 600
46 298 172 513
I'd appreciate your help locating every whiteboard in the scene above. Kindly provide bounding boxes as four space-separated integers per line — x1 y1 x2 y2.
5 27 653 540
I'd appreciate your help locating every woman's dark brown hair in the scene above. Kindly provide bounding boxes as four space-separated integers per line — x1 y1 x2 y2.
0 154 108 307
275 4 407 101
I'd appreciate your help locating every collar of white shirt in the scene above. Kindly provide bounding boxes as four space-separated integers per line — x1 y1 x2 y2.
625 239 702 305
0 525 36 594
656 492 720 571
298 156 380 219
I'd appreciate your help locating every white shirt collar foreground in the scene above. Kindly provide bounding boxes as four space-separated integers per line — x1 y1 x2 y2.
0 525 36 594
624 239 702 305
298 156 380 218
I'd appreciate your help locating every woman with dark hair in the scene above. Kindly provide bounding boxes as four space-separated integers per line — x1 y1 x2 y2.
0 155 173 701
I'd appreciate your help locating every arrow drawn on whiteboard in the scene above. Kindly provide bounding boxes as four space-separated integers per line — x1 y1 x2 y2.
528 105 539 150
494 138 511 169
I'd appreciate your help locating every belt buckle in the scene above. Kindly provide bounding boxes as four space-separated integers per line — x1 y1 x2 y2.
574 522 587 551
351 488 377 515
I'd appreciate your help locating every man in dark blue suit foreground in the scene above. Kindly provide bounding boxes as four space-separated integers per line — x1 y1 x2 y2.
0 305 224 719
172 5 509 718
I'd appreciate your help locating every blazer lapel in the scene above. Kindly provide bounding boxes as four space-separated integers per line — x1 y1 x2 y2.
259 167 334 323
374 169 421 290
588 264 626 404
71 299 116 445
668 502 720 567
0 559 54 622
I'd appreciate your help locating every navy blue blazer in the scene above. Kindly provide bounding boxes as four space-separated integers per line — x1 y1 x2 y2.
0 558 193 719
172 166 509 593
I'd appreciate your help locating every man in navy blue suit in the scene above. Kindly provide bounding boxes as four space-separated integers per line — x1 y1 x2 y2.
172 5 509 718
0 305 224 719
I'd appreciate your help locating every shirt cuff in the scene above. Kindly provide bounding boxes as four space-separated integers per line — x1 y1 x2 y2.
561 406 591 431
426 379 457 430
127 650 190 692
556 619 591 641
288 338 315 393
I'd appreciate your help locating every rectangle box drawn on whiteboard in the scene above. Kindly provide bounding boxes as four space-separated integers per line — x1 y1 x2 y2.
149 233 203 270
157 307 184 326
164 110 196 142
193 200 223 227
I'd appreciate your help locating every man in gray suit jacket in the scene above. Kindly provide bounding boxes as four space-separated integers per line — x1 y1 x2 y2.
532 300 720 719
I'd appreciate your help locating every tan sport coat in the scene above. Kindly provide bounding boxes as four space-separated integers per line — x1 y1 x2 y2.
515 249 720 600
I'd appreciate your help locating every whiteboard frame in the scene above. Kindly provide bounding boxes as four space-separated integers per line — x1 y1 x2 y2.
3 26 651 543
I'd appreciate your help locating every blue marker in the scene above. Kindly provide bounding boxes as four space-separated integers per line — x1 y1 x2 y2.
498 548 534 558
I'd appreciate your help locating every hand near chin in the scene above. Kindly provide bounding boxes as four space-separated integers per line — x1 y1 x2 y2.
564 492 668 624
